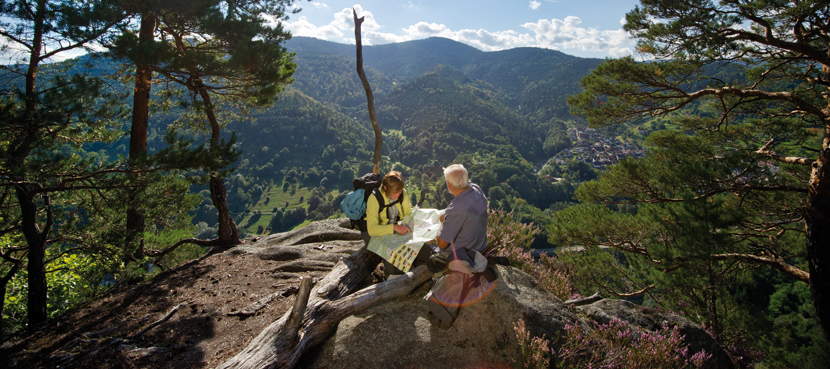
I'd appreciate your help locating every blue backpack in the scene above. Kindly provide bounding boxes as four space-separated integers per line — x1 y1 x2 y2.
341 188 369 220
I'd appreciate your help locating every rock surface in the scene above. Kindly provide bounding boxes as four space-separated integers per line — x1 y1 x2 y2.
300 262 732 369
2 218 733 369
300 265 578 369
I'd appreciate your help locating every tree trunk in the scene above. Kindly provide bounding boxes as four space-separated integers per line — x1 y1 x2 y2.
17 0 48 327
806 125 830 339
217 249 427 369
17 186 48 326
0 257 23 341
210 175 240 244
125 12 156 259
352 9 382 175
197 82 240 246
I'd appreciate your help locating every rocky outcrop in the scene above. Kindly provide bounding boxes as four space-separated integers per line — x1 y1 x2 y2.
300 265 576 369
228 218 364 270
219 218 731 369
3 218 732 369
298 262 732 369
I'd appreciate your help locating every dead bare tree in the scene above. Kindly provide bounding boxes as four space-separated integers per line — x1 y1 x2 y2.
353 8 383 175
215 10 410 368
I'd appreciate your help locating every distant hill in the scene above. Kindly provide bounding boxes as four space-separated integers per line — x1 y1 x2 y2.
16 36 612 238
181 36 609 236
285 36 603 126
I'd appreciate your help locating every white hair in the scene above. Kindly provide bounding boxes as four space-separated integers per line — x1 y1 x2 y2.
443 164 469 190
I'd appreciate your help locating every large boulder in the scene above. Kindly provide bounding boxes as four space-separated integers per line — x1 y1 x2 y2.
300 264 732 369
300 265 580 369
228 218 364 264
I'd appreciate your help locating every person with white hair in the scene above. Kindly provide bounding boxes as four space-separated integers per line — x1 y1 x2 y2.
427 164 491 329
436 164 488 257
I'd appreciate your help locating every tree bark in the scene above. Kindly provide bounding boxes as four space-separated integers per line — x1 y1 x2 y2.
217 247 388 369
125 12 156 259
0 255 23 340
353 8 383 175
19 189 48 326
17 0 48 326
197 82 240 246
806 124 830 338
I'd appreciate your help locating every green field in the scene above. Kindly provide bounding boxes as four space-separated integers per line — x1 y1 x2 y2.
238 180 343 235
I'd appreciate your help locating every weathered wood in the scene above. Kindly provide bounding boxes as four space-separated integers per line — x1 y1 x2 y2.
130 302 187 340
353 8 382 174
417 183 426 208
284 277 315 345
565 292 602 306
216 255 431 369
313 247 380 300
216 247 379 369
228 288 287 317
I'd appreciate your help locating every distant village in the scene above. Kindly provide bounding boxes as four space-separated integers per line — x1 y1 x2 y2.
551 127 646 171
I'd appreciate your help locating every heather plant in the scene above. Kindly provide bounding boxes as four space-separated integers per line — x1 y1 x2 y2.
535 253 577 301
485 209 538 267
486 209 576 300
513 319 551 369
556 318 711 369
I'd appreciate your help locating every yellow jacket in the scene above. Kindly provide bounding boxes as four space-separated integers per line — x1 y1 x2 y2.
366 188 412 236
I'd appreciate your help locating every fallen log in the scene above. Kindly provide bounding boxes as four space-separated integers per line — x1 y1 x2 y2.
216 261 431 369
565 292 602 306
216 247 379 368
228 289 286 317
130 302 188 340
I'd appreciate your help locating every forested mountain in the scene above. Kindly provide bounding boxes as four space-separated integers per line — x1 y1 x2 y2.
286 36 600 127
174 36 610 241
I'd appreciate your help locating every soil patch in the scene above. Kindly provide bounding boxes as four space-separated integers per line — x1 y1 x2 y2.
1 241 378 369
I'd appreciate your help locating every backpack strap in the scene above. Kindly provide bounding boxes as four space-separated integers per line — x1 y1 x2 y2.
372 188 403 222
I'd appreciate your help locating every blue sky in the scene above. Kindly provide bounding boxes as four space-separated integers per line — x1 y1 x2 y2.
283 0 643 58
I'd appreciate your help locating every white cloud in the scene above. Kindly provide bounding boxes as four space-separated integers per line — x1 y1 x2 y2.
283 6 634 57
283 5 385 43
311 2 329 9
529 1 541 10
332 6 382 32
399 22 533 51
283 16 343 39
522 16 633 55
402 22 454 38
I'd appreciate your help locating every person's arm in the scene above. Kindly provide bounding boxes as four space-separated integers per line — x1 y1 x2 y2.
436 236 450 250
436 207 461 250
366 193 394 236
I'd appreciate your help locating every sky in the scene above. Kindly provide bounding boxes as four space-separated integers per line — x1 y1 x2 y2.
283 0 643 58
0 0 642 64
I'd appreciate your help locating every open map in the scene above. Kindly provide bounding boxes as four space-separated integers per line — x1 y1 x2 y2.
367 208 443 272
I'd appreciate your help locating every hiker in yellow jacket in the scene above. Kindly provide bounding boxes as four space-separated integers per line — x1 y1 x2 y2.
365 171 412 239
364 171 431 279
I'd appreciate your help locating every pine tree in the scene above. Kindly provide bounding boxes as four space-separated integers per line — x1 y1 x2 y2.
0 0 125 326
566 0 830 338
108 0 297 248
